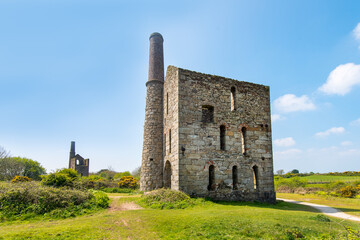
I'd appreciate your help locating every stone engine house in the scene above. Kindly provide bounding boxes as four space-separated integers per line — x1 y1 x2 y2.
69 141 89 177
141 33 275 203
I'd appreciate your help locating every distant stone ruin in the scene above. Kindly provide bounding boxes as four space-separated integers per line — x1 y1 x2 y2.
140 33 275 203
68 141 89 177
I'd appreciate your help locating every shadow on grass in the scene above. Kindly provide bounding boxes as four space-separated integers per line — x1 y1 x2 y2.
209 200 320 213
209 199 360 216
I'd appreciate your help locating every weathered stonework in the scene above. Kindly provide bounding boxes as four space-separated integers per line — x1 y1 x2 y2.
68 141 89 177
141 33 275 203
140 33 164 191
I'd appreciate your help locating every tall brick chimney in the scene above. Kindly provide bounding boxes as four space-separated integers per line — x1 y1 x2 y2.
140 33 164 191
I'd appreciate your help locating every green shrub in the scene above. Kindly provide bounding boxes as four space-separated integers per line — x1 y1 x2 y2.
89 190 110 208
0 182 108 221
325 181 346 191
137 188 205 209
275 177 307 193
101 187 133 193
11 175 31 183
118 176 138 189
41 169 79 187
310 214 331 222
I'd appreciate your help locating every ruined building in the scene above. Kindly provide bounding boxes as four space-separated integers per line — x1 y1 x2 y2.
141 33 275 203
69 141 89 177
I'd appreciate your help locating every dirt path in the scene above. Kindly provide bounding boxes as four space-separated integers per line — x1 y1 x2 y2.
278 198 360 222
108 196 143 212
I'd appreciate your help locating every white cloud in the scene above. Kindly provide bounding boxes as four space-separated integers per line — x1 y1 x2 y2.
273 94 316 113
274 137 296 147
319 63 360 95
353 22 360 48
275 148 302 156
315 127 345 137
350 118 360 126
271 114 285 122
341 141 352 146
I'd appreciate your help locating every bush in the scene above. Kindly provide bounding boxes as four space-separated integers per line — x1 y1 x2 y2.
310 214 331 222
118 176 138 189
339 186 357 198
275 177 307 193
137 188 205 209
77 176 117 190
90 190 110 208
41 169 79 187
0 182 108 221
11 176 31 183
101 188 133 193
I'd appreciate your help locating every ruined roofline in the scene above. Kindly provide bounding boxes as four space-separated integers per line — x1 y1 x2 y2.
166 65 270 90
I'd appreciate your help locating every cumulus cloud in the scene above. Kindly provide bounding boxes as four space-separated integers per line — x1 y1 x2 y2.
275 148 302 156
341 141 352 146
274 137 296 147
350 118 360 126
271 114 285 122
354 22 360 48
319 63 360 95
315 127 345 137
273 94 316 113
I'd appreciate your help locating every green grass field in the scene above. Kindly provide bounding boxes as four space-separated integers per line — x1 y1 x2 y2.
301 175 360 183
277 193 360 217
0 193 359 239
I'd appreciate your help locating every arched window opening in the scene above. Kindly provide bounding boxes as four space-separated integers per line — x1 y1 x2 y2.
241 127 246 155
202 105 214 123
231 87 236 111
76 159 80 165
232 166 238 190
220 125 226 150
164 161 172 189
169 129 172 153
253 165 259 190
166 93 169 115
208 165 215 191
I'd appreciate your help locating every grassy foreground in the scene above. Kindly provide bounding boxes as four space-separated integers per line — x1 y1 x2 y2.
0 193 359 239
277 192 360 217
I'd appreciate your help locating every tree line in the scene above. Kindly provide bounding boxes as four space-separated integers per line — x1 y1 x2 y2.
0 146 46 181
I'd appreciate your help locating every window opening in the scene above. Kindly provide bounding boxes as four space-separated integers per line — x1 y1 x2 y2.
241 127 246 155
164 161 172 189
169 129 172 153
231 87 236 111
202 105 214 123
166 93 169 115
220 125 226 150
253 165 259 189
232 166 238 190
208 165 215 191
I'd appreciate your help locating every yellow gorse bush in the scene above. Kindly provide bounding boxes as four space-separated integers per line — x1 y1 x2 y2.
118 176 138 189
11 175 31 183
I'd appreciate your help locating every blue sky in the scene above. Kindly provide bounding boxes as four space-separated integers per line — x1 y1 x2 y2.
1 0 360 173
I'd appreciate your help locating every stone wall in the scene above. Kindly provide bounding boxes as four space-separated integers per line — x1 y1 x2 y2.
163 66 180 190
169 66 275 203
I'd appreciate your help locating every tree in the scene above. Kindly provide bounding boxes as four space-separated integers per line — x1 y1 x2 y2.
0 147 46 181
114 171 131 179
0 157 24 181
290 169 299 174
0 147 25 181
12 157 46 180
276 169 284 175
131 166 141 179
